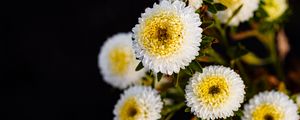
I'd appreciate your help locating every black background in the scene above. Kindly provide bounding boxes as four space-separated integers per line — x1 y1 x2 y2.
2 0 300 119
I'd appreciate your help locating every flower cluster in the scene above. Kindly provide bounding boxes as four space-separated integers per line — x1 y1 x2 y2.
98 0 298 119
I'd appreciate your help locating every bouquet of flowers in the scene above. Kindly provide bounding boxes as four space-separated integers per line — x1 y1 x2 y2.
98 0 300 119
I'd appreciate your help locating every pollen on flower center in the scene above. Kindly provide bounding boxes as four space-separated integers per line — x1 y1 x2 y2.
208 85 221 95
128 107 138 117
157 28 168 41
140 11 183 57
217 0 242 9
119 97 141 120
109 47 132 76
195 76 229 108
264 114 274 120
252 104 283 120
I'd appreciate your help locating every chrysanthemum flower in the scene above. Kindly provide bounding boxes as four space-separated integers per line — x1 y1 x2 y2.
243 91 299 120
214 0 259 26
113 86 163 120
98 33 146 89
185 65 245 119
262 0 288 21
160 0 203 10
132 0 202 75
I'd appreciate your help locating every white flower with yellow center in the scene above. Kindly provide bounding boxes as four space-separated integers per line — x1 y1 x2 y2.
132 0 202 75
98 33 146 89
185 65 245 119
262 0 288 21
242 91 299 120
214 0 259 26
113 86 163 120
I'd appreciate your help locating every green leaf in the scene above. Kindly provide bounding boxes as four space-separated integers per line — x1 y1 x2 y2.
229 43 249 59
184 107 191 112
189 60 202 73
234 110 243 117
275 8 292 23
207 3 217 14
203 1 218 14
202 35 215 42
201 20 214 29
175 69 185 87
195 9 200 14
183 67 193 76
157 72 163 82
214 3 227 11
200 36 214 50
232 4 243 17
197 36 214 58
258 22 273 33
135 61 144 71
226 4 243 24
256 7 269 18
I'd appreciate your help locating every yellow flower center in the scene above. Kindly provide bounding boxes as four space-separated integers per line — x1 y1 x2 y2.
140 11 183 57
195 76 229 108
109 47 133 76
217 0 243 10
119 97 142 120
263 0 287 21
252 104 284 120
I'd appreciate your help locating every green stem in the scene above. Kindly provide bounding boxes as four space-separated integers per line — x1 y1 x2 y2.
215 16 229 47
163 102 186 119
214 16 250 83
268 32 285 81
207 48 227 65
233 29 285 81
165 112 175 120
236 60 250 84
251 30 285 81
175 85 185 96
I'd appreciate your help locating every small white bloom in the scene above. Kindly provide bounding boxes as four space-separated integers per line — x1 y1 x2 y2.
189 0 203 10
262 0 288 21
214 0 259 26
185 65 245 119
98 33 146 89
113 86 163 120
132 0 202 75
243 91 299 120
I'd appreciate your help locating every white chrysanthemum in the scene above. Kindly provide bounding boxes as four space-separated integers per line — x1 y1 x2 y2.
214 0 259 26
159 0 203 10
132 0 202 75
98 33 146 89
185 65 245 119
113 86 163 120
262 0 288 21
243 91 299 120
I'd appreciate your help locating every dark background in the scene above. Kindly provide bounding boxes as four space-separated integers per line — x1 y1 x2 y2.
2 0 300 119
